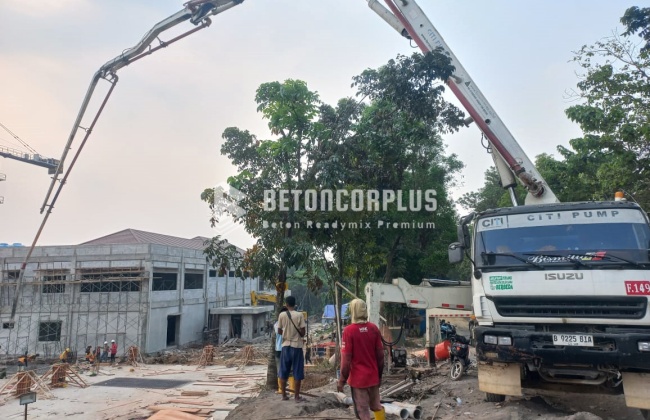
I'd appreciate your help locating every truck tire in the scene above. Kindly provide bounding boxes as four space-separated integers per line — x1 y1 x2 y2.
485 393 505 403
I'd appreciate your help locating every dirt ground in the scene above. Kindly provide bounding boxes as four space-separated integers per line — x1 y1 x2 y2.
225 366 646 420
226 319 647 420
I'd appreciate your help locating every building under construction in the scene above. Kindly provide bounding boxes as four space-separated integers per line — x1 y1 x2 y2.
0 229 266 357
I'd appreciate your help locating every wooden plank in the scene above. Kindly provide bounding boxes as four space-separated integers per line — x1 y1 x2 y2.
97 399 142 412
147 406 201 414
149 404 237 411
214 389 255 394
180 391 209 397
168 400 213 406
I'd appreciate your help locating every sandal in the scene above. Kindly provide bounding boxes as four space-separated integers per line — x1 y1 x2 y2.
294 396 308 403
282 396 291 401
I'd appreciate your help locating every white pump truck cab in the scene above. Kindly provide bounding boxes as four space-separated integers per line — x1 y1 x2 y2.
449 199 650 415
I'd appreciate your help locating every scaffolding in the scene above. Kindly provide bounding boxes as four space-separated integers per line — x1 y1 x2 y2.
0 262 148 359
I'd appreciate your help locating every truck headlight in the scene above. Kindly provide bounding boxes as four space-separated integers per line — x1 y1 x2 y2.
484 335 497 345
497 336 512 346
638 341 650 352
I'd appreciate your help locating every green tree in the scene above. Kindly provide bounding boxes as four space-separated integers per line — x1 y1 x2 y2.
203 52 470 383
621 6 650 53
202 79 323 387
553 12 650 206
343 52 465 283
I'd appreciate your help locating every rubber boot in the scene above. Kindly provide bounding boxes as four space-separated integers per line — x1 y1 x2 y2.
288 375 295 394
276 378 282 394
372 407 386 420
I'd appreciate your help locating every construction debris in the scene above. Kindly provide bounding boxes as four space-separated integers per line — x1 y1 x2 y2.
40 363 88 388
0 370 54 399
196 345 216 370
381 379 415 398
226 345 266 369
128 345 145 367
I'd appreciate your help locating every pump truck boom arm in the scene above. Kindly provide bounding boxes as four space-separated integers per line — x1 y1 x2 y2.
366 0 558 206
365 278 472 350
365 278 471 327
39 0 244 215
12 0 246 322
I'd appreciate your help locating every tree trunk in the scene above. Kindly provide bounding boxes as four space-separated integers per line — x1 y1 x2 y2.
266 214 291 388
334 243 345 372
265 267 287 388
383 235 402 283
355 268 360 297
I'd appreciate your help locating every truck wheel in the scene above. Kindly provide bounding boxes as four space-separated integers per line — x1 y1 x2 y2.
640 409 650 420
485 393 505 403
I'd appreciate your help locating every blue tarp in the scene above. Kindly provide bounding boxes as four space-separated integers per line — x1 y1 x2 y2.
322 303 350 320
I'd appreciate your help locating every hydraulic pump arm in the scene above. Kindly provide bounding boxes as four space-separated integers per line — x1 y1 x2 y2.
11 0 245 321
366 0 559 205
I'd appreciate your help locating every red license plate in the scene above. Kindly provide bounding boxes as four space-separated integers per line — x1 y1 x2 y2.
624 281 650 295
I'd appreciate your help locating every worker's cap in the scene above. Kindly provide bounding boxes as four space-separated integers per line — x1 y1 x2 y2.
66 348 70 352
104 341 108 344
111 340 115 342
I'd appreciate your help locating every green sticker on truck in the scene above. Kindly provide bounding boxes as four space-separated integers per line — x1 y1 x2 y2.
489 275 513 290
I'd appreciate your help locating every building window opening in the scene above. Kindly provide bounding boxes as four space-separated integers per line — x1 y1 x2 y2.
153 272 178 291
38 321 62 342
184 272 203 289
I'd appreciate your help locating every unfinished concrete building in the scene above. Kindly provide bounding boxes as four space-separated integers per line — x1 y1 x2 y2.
0 229 268 357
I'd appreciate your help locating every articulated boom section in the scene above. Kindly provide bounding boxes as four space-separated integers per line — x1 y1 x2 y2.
365 278 472 326
368 0 558 205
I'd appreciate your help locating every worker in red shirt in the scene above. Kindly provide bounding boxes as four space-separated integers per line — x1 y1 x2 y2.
337 299 385 420
110 340 117 364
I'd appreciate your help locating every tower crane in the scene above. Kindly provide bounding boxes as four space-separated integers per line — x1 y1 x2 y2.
0 123 61 175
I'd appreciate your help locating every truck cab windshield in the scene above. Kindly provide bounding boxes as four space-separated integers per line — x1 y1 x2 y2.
475 209 650 270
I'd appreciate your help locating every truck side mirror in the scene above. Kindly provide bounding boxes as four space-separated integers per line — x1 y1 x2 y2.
456 216 472 248
456 225 465 245
448 242 464 264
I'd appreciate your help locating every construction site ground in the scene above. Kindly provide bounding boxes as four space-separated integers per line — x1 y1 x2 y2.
0 321 646 420
0 363 267 419
224 319 646 420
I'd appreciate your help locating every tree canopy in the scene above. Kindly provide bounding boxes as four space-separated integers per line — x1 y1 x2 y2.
202 51 469 385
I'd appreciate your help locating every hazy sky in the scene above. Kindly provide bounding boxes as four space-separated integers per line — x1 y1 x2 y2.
0 0 647 250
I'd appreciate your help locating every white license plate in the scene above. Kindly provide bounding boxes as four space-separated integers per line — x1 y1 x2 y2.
552 334 594 347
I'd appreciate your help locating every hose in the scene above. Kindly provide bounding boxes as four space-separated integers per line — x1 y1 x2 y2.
380 306 408 346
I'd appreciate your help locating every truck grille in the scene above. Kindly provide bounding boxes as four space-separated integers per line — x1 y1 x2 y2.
490 296 647 319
